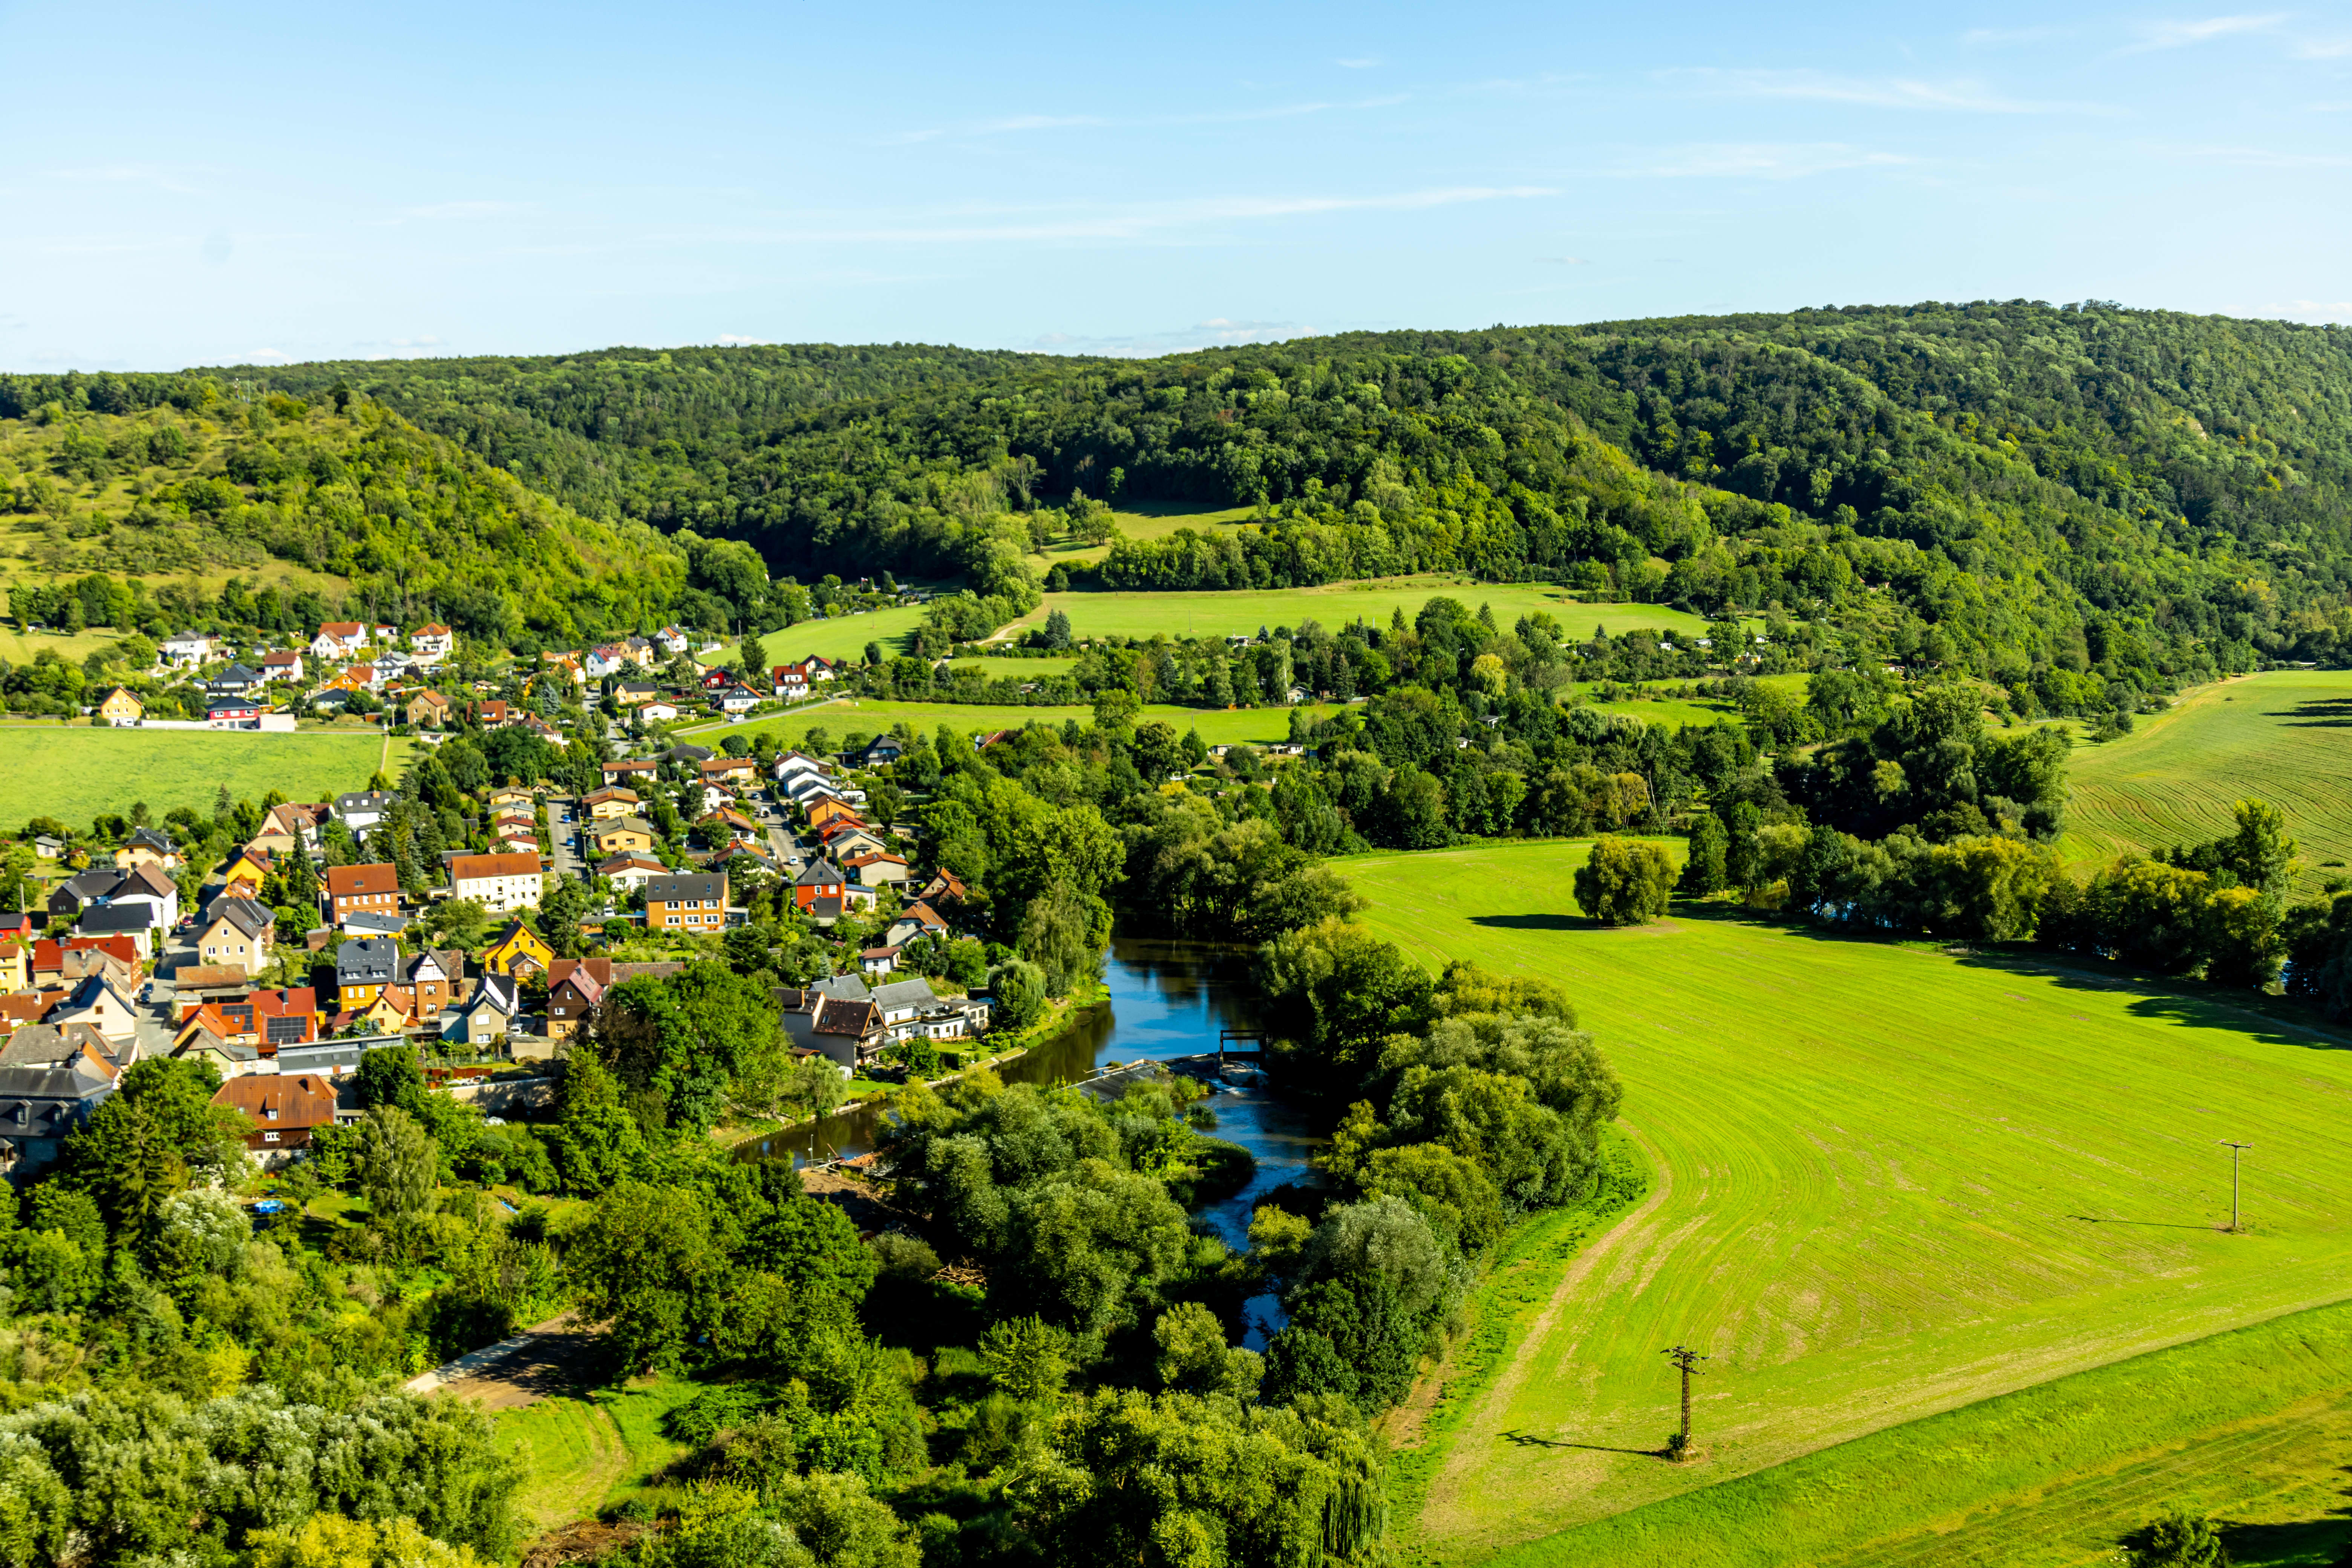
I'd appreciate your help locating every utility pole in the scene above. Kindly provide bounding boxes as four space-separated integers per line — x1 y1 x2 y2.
1662 1344 1708 1458
2221 1141 2252 1233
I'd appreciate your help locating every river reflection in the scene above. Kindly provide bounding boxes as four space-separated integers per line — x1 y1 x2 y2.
743 936 1321 1346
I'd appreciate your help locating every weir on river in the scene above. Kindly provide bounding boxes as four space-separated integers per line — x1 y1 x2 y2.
741 936 1323 1347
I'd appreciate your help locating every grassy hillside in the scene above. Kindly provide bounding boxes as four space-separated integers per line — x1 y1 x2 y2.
1344 840 2352 1562
0 725 407 826
2060 669 2352 888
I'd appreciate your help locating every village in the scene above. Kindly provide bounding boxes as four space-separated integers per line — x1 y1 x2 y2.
0 617 1001 1179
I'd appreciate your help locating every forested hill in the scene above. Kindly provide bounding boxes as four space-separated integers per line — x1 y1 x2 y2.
0 390 707 647
7 302 2351 679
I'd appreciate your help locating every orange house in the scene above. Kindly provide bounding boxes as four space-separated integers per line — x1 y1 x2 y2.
807 797 863 832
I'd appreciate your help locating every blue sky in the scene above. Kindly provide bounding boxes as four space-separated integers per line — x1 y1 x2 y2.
2 0 2348 369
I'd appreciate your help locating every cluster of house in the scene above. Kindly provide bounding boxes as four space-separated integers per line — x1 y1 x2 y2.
3 691 1009 1179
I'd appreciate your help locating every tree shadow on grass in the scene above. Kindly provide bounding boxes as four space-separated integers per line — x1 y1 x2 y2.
1470 913 1599 933
2214 1516 2352 1560
2277 698 2352 728
1950 949 2352 1055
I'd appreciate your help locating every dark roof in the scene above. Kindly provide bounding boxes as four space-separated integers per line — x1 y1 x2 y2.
795 858 845 888
647 872 724 903
213 662 261 683
127 827 175 853
813 974 870 1003
335 937 400 984
76 903 153 936
206 896 275 939
52 870 123 909
667 744 714 763
335 790 394 815
869 978 938 1012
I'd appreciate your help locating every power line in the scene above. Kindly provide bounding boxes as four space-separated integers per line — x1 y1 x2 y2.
1661 1344 1708 1459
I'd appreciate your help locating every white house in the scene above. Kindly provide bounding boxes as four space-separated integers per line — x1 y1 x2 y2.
409 623 455 664
449 851 545 913
311 622 367 660
654 625 695 655
640 700 681 723
718 685 761 715
585 645 630 679
160 631 215 669
334 789 395 838
259 649 306 684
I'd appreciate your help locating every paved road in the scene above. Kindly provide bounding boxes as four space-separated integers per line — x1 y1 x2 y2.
545 795 586 881
404 1312 595 1411
137 931 196 1059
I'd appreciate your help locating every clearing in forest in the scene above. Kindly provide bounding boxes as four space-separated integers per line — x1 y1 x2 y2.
1345 839 2352 1563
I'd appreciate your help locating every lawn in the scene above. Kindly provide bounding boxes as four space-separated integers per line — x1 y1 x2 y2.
699 602 934 669
0 726 407 826
497 1374 702 1531
680 697 1351 749
2060 669 2352 890
991 579 1710 645
1343 839 2352 1563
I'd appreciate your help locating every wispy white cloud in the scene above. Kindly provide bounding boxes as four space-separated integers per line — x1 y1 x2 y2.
398 201 523 220
2161 142 2352 166
1029 317 1320 357
744 185 1556 244
1536 255 1592 264
1336 57 1379 69
245 348 292 362
715 334 769 346
2124 14 2285 51
1621 143 1917 179
1659 67 2110 114
885 96 1406 145
2294 34 2352 57
1962 24 2066 46
2256 298 2352 318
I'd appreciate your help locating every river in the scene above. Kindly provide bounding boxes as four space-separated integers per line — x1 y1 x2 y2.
742 936 1321 1346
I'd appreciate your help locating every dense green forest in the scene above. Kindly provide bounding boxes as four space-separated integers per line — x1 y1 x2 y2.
5 300 2350 680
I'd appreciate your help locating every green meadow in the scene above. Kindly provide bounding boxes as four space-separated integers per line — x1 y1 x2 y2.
679 697 1349 749
994 580 1709 645
1343 839 2352 1564
2061 669 2352 888
0 725 406 828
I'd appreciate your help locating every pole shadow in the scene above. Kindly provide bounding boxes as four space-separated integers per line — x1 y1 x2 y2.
2067 1214 2225 1231
1501 1429 1664 1456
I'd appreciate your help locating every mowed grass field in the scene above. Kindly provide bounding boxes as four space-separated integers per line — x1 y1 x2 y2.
679 697 1349 749
993 580 1709 644
1344 840 2352 1564
0 726 406 825
2061 670 2352 887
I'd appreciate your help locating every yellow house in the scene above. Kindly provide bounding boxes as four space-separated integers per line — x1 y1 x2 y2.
482 919 554 978
0 941 27 991
94 686 145 725
590 818 657 856
405 689 451 729
488 787 536 811
582 787 640 822
221 849 271 900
